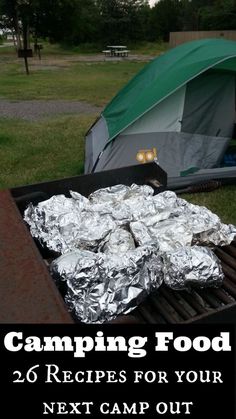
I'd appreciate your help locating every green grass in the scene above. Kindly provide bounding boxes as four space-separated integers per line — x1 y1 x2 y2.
0 42 164 103
0 59 145 104
0 115 95 189
38 41 168 56
130 41 169 55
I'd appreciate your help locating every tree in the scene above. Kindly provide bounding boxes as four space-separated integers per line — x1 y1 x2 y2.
63 0 101 44
31 0 80 43
0 1 42 73
0 0 83 46
150 0 182 41
0 0 23 48
96 0 150 44
1 0 236 49
199 0 236 30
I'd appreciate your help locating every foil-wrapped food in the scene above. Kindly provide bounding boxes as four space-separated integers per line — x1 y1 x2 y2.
98 228 136 254
130 216 193 252
163 246 224 291
89 183 154 203
24 184 236 323
51 244 163 323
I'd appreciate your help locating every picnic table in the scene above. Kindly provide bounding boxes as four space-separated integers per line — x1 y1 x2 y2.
103 45 130 57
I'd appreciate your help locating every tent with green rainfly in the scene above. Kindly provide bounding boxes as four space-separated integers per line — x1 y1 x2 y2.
85 38 236 176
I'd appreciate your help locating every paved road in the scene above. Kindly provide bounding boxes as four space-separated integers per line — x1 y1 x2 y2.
0 99 103 121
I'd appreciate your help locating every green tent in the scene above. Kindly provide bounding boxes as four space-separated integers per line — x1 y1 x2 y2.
85 38 236 176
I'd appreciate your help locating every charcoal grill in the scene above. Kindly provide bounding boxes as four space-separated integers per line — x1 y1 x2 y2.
1 162 236 324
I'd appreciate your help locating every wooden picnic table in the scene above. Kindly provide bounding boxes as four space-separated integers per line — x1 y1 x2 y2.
105 45 129 57
107 45 127 50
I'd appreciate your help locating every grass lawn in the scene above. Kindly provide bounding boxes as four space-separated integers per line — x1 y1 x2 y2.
0 115 95 189
42 41 169 55
0 44 235 225
0 60 146 105
130 41 169 55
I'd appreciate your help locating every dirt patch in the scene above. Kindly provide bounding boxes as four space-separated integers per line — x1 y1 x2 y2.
23 53 153 71
0 99 103 121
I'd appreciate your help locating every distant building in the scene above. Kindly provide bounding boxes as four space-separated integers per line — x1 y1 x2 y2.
169 30 236 47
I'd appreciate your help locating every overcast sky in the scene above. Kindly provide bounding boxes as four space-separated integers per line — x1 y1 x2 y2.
149 0 157 6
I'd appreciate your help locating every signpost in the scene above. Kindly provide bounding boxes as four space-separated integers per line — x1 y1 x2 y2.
17 19 31 75
34 43 43 60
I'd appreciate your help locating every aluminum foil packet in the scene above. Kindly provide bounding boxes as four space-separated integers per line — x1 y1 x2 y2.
88 183 154 204
24 194 83 253
24 187 236 254
193 221 236 247
88 184 157 224
163 246 224 291
24 184 156 253
130 216 193 251
150 192 236 247
51 244 163 323
111 195 166 223
24 193 117 253
130 192 236 249
173 197 236 247
99 227 136 254
24 185 236 323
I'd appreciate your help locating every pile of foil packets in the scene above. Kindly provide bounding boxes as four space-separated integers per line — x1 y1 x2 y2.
24 184 236 323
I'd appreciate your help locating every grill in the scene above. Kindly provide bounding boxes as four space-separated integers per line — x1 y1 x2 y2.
1 162 236 324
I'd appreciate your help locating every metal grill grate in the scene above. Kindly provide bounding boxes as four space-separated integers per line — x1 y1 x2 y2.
132 242 236 324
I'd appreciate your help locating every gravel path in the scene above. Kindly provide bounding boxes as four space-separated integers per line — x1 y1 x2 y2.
0 99 103 121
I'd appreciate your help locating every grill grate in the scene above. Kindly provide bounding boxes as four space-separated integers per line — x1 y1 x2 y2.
133 242 236 324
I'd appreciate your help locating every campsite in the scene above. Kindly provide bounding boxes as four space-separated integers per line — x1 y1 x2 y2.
0 40 236 224
1 2 236 416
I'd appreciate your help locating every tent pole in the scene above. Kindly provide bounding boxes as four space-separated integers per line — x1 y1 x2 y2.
91 141 111 173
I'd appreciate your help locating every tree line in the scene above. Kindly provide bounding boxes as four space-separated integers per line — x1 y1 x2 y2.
0 0 236 47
